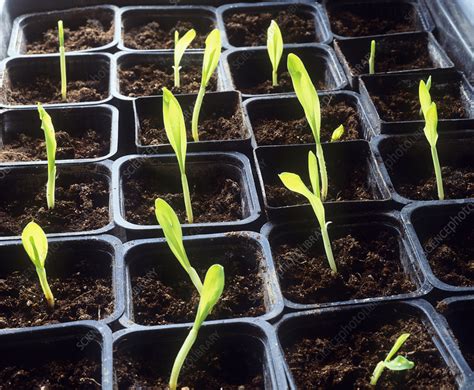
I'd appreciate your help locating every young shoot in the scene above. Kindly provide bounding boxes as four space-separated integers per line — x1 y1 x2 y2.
370 333 415 386
155 198 203 293
369 39 376 75
58 20 67 101
191 29 221 142
169 264 225 390
419 79 444 200
279 151 337 273
267 20 283 87
22 222 55 309
162 87 194 223
331 124 345 142
173 29 196 88
419 75 432 116
37 103 57 210
287 53 329 201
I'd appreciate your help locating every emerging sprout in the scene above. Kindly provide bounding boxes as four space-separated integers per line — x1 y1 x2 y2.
419 75 432 116
37 103 57 210
370 333 415 386
162 87 194 223
21 222 55 309
287 53 330 200
173 29 196 88
279 151 337 273
331 124 345 142
369 39 376 75
267 20 283 87
191 29 222 142
419 79 444 200
58 20 67 101
169 264 225 390
155 198 203 293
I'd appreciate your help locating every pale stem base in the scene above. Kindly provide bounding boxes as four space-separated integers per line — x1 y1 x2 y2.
35 266 55 309
181 173 194 224
431 146 445 200
169 327 198 390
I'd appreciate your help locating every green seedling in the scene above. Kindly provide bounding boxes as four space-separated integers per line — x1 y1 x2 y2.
419 75 432 116
419 79 444 200
155 198 203 293
369 39 376 75
279 151 337 273
58 20 67 101
191 29 221 142
169 264 225 390
173 29 196 88
331 124 345 142
267 20 283 86
162 87 194 223
287 53 330 200
37 103 57 210
370 333 415 386
22 222 55 309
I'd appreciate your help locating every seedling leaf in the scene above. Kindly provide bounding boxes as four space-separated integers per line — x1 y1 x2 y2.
58 20 67 101
267 20 283 86
173 29 196 88
331 124 345 142
369 40 376 74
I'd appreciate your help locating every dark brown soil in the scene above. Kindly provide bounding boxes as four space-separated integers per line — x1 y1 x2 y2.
265 165 374 207
0 258 113 329
115 339 264 389
395 166 474 200
5 78 107 105
424 226 474 286
124 20 212 50
0 357 101 389
26 13 114 54
119 63 217 97
0 173 109 236
370 81 467 122
347 36 434 75
130 241 265 325
0 130 109 162
284 315 456 388
123 167 243 225
253 100 362 145
273 228 415 304
328 5 417 37
139 106 245 146
225 10 316 47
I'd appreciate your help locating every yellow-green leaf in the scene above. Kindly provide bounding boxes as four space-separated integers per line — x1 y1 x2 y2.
202 29 221 87
308 150 320 197
267 20 283 82
419 79 432 117
195 264 225 327
21 222 48 269
331 124 345 142
423 102 438 147
174 29 196 71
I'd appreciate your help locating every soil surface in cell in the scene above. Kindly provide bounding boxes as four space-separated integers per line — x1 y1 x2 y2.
139 104 245 145
225 10 316 46
131 241 266 325
284 316 456 388
370 81 467 121
0 258 113 328
116 340 264 389
424 226 474 287
124 20 213 50
328 5 417 37
0 173 109 236
253 100 362 145
26 12 114 54
119 63 217 97
273 228 416 304
124 168 243 224
0 130 109 162
0 357 101 389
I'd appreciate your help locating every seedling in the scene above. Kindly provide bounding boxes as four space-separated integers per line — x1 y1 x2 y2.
369 39 376 75
191 29 222 142
287 53 330 200
370 333 415 386
419 79 444 200
331 124 345 142
419 75 432 116
173 29 196 88
58 20 67 101
162 87 194 223
267 20 283 87
169 264 225 390
37 103 57 209
21 222 55 309
155 198 203 293
279 151 337 273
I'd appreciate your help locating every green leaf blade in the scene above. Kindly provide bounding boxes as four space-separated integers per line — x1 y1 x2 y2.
384 356 415 371
419 79 432 117
267 20 283 85
174 29 196 68
201 29 221 87
195 264 225 328
22 222 48 268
